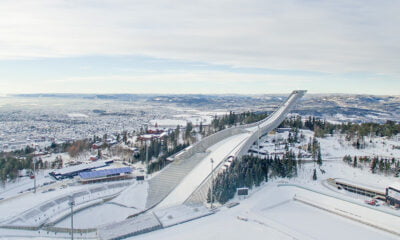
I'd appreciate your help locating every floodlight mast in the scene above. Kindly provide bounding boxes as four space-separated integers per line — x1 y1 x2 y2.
69 196 75 240
210 158 214 209
144 123 149 177
146 140 149 177
257 124 260 157
33 158 37 194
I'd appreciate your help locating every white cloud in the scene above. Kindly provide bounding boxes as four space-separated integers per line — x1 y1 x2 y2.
51 72 312 84
0 0 399 76
2 71 313 94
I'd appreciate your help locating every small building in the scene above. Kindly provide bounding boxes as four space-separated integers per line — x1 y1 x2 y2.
147 128 165 134
138 134 155 141
92 142 103 149
276 128 292 133
393 134 400 142
328 178 387 201
138 132 168 141
49 160 113 180
386 185 400 208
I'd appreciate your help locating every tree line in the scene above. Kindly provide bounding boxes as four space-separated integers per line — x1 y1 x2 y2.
208 153 298 204
210 111 269 133
343 155 400 177
281 116 400 138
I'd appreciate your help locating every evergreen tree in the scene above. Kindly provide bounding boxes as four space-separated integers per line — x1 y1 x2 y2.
312 169 317 181
317 148 322 166
353 156 358 168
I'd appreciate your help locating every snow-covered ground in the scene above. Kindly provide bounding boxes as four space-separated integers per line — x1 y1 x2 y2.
130 181 398 240
0 179 132 227
154 204 212 227
0 169 56 200
111 181 149 209
315 131 400 160
55 203 138 229
149 109 221 128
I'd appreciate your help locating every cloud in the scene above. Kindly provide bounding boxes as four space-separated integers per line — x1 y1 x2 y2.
0 0 399 76
51 71 313 85
3 70 314 94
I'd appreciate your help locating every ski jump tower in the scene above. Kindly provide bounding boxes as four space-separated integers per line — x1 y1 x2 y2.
146 90 307 209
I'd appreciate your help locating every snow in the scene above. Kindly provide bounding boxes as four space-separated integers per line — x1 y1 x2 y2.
0 181 131 227
111 181 149 210
130 182 398 240
308 130 400 160
67 113 89 118
290 187 400 235
0 170 54 199
0 228 97 239
97 212 162 240
55 203 138 228
153 204 212 227
149 119 187 127
259 199 396 240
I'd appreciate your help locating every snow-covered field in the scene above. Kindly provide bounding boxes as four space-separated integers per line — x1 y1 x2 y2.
317 132 400 160
55 203 138 229
130 181 399 240
111 181 149 209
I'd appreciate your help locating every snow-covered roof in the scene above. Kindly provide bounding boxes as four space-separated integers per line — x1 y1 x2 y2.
53 161 109 175
334 178 385 193
389 182 400 190
79 167 132 179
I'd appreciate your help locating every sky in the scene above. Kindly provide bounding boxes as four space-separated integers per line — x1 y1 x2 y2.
0 0 399 95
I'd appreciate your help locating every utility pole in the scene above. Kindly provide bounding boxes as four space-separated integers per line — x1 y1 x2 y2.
69 196 75 240
210 158 214 209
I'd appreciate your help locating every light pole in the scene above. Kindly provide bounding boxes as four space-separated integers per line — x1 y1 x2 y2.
210 158 214 209
69 196 75 240
257 124 260 157
33 158 37 193
145 140 149 176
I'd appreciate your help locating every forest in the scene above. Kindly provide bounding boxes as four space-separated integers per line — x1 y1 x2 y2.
208 153 298 204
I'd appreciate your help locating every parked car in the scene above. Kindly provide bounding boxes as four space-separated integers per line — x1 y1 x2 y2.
365 199 378 206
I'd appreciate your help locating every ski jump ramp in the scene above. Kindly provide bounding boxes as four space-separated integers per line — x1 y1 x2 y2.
146 90 306 209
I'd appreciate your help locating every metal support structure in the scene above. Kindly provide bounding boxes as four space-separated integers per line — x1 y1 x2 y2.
210 158 214 209
69 196 75 240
